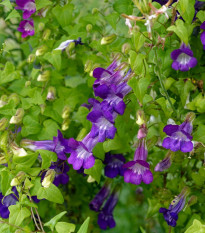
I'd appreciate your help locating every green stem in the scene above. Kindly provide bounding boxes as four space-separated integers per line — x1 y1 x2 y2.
169 226 172 233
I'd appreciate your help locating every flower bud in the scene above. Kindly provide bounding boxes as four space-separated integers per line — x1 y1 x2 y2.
87 175 95 183
62 105 70 119
89 63 100 77
10 171 26 186
8 93 20 105
0 131 8 148
86 24 93 32
25 81 31 87
136 110 145 125
10 108 24 124
46 86 56 101
101 34 117 45
0 100 7 108
0 156 7 164
122 43 131 54
137 124 147 139
38 22 45 31
154 151 172 172
40 104 46 114
92 8 98 14
37 70 51 82
27 54 36 63
187 195 197 207
62 119 70 131
36 45 48 56
84 60 93 73
133 0 151 14
12 143 27 157
42 169 56 188
0 118 9 131
185 112 195 123
43 29 51 40
66 41 75 56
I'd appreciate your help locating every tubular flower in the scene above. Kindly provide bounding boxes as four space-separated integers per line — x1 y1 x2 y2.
0 187 18 219
89 181 112 212
15 0 36 19
154 151 172 172
97 188 119 230
159 188 189 227
67 133 98 170
171 43 197 72
17 19 35 38
54 37 83 51
200 22 205 50
104 153 125 178
162 120 193 153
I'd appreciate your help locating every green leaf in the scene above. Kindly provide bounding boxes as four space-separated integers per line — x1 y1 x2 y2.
5 9 21 21
52 4 74 29
21 115 41 137
9 204 31 227
156 97 176 118
177 0 195 24
133 31 145 52
44 211 67 231
38 119 60 140
37 150 57 169
105 13 119 30
196 11 205 22
0 100 16 116
193 125 205 144
92 143 105 160
44 52 62 70
113 0 133 14
0 62 20 85
35 0 52 10
13 152 38 169
0 0 12 10
77 217 90 233
128 76 150 103
84 159 103 183
1 170 13 195
37 183 64 204
55 222 76 233
191 172 205 186
129 51 146 75
185 219 205 233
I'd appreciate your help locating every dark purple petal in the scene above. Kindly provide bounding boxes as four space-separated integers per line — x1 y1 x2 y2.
104 166 119 178
87 110 102 123
93 68 112 79
170 138 181 152
201 31 205 45
180 141 193 153
162 137 171 149
188 57 197 68
94 84 110 99
163 125 179 136
130 172 142 185
172 61 180 70
171 49 181 60
200 21 205 30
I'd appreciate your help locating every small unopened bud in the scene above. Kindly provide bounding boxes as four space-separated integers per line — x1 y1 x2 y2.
137 124 147 139
25 81 31 87
62 119 70 131
40 104 46 114
76 128 87 141
133 0 151 14
101 34 117 45
0 118 9 131
92 8 98 14
10 108 24 124
0 100 7 108
89 64 100 77
42 169 56 188
66 42 75 55
12 144 27 157
187 195 197 207
122 43 131 54
27 54 35 63
37 70 51 82
87 175 95 183
86 24 93 32
38 22 45 31
84 60 93 73
9 93 20 105
185 112 195 123
0 131 8 148
36 45 48 56
0 156 7 164
136 110 145 125
154 151 172 172
43 29 51 40
62 105 70 119
46 86 56 101
10 171 26 186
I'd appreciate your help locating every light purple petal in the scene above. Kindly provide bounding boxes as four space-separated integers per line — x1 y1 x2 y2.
162 137 171 149
142 170 153 184
201 31 205 45
180 141 193 153
73 157 84 170
172 61 180 70
170 138 180 152
188 57 197 68
83 155 95 169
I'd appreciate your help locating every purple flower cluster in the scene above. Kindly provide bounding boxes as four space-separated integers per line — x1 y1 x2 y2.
200 21 205 50
16 0 36 38
89 182 119 230
123 124 153 185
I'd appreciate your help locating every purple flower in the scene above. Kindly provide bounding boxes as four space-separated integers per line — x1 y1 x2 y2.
97 188 119 230
155 151 172 172
67 133 98 170
50 161 69 186
15 0 36 19
123 160 153 185
200 22 205 50
0 187 18 219
17 19 35 38
159 188 189 227
104 153 125 178
162 121 193 153
23 130 74 160
87 99 117 142
89 181 111 212
134 139 148 161
171 43 197 72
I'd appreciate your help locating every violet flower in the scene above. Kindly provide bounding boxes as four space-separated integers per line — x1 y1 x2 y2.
49 162 69 186
87 99 117 142
15 0 36 19
17 19 35 38
155 151 172 172
89 181 111 212
200 21 205 50
159 188 189 227
67 133 98 170
0 187 18 219
162 120 193 153
134 139 148 161
104 153 125 178
171 43 197 72
97 188 119 230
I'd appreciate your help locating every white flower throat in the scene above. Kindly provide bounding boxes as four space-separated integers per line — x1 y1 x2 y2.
177 53 191 65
